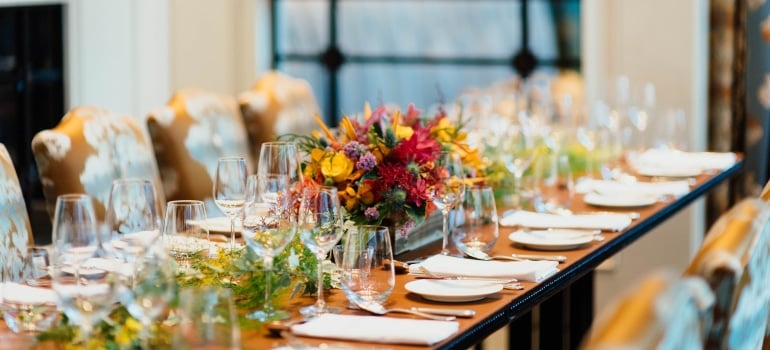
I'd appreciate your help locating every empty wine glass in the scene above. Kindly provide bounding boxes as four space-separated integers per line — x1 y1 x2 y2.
104 178 162 263
213 156 248 250
298 185 343 316
576 126 597 179
162 200 209 269
429 151 466 255
50 194 120 341
173 286 241 349
258 142 304 211
500 114 535 209
339 226 395 306
241 174 296 321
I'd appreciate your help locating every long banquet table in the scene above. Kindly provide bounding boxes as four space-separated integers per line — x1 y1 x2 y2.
8 158 742 350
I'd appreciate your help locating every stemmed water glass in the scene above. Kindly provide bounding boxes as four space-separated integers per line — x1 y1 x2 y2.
298 185 343 316
241 174 296 321
162 200 209 269
258 142 304 210
104 178 162 263
213 156 248 249
500 115 535 208
429 152 466 255
50 194 119 341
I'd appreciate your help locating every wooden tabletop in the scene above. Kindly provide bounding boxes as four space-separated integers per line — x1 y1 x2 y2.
10 160 743 349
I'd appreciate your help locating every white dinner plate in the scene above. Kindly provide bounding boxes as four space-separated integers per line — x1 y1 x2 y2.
404 279 503 303
583 192 658 208
508 229 595 251
192 217 242 235
635 166 702 178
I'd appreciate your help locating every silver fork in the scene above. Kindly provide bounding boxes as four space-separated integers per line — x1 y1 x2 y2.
417 266 524 290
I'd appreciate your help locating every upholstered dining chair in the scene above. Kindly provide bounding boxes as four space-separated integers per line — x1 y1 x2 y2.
31 106 165 222
146 88 252 212
581 269 714 350
684 198 770 350
0 143 35 280
238 70 320 165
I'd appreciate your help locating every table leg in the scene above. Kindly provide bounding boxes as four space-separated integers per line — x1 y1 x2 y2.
508 310 532 350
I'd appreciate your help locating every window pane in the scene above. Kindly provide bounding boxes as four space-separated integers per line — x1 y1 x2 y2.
276 0 329 55
338 63 513 115
338 1 522 58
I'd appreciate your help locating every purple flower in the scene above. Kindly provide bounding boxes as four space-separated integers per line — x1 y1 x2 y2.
364 207 379 220
356 152 377 171
343 141 364 160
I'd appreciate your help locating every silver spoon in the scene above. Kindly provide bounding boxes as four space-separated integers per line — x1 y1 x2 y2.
463 248 567 263
354 300 456 321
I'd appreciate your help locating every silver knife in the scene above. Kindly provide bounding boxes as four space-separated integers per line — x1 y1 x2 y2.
411 307 476 318
510 254 567 262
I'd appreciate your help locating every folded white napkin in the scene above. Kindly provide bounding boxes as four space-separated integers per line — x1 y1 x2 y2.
575 178 691 197
409 255 558 282
633 149 736 172
1 282 57 305
499 210 632 231
291 314 458 345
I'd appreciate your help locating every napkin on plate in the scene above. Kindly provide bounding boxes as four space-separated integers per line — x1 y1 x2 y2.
290 314 458 345
409 255 558 282
499 210 632 232
633 149 736 172
575 178 691 197
1 282 57 305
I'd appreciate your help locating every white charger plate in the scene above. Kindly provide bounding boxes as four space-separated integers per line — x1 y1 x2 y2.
583 192 658 208
635 166 702 178
508 229 595 251
404 279 503 302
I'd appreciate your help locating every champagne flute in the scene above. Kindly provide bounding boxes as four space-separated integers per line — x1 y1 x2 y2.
242 174 296 321
104 178 162 263
298 185 343 316
50 194 119 341
429 152 466 255
213 156 248 250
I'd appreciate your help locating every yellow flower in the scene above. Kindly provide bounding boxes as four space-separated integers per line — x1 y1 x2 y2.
394 125 414 140
320 152 355 183
340 182 375 211
115 318 143 346
431 118 456 142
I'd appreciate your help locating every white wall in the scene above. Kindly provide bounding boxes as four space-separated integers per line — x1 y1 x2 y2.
63 0 170 119
582 0 709 315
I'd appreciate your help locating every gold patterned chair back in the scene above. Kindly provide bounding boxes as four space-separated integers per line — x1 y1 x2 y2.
147 88 252 210
0 143 35 280
684 198 770 350
238 70 320 165
31 106 165 222
581 270 714 350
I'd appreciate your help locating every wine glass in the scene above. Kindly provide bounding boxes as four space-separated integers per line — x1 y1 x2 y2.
104 178 162 263
173 287 241 349
258 141 304 210
576 126 598 179
429 151 466 255
162 200 209 269
241 174 296 321
298 185 344 316
339 226 395 306
213 156 248 250
50 194 119 341
500 114 535 209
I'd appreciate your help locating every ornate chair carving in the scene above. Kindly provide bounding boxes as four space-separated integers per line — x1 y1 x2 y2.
0 143 35 280
31 106 165 221
147 88 252 212
581 270 714 349
238 70 320 164
684 198 770 350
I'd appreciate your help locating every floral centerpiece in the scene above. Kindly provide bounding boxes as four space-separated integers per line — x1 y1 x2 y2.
282 103 484 249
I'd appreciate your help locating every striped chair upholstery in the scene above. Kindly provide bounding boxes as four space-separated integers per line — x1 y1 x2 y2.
31 106 165 221
581 270 714 350
685 198 770 350
147 88 252 212
238 70 320 165
0 143 35 280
